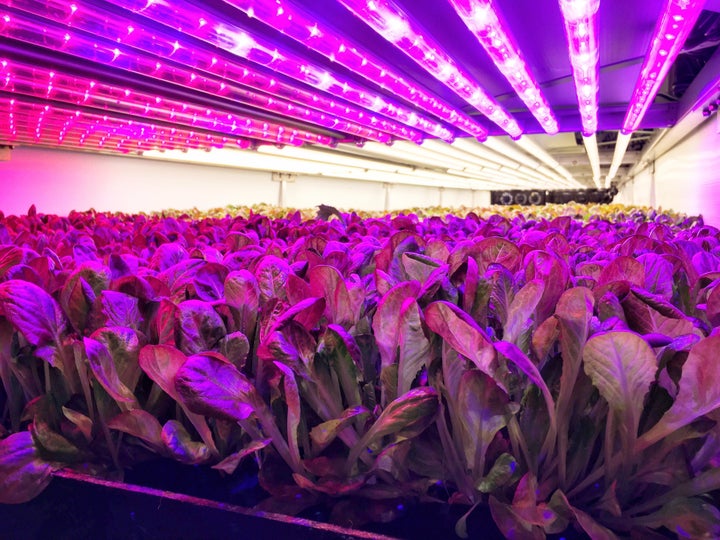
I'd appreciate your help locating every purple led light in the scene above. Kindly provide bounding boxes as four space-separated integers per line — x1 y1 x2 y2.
622 0 705 134
447 0 558 135
0 5 406 144
558 0 599 136
336 0 522 138
0 58 334 147
221 0 488 141
110 0 455 141
0 97 253 153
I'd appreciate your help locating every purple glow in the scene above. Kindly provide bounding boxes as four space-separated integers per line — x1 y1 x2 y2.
110 0 455 141
558 0 599 136
0 59 334 147
447 0 558 134
221 0 488 141
622 0 705 134
0 5 410 144
336 0 522 138
0 98 253 153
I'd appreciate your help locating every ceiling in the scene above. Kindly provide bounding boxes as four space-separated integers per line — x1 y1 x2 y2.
0 0 718 191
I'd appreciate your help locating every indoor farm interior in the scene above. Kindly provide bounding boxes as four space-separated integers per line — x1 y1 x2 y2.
1 0 720 538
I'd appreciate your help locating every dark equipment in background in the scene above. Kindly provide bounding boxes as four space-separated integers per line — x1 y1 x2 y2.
491 187 618 205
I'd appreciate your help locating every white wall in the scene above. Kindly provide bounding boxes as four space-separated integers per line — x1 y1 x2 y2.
619 118 720 226
0 147 491 215
0 147 275 215
284 175 386 212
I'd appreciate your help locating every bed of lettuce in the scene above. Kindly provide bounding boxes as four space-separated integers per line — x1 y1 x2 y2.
0 204 719 539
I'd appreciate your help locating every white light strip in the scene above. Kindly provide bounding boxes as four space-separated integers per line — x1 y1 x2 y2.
256 145 412 173
430 139 566 187
606 132 632 185
450 138 523 169
481 138 570 187
583 133 601 187
422 140 502 170
140 147 529 190
513 136 582 186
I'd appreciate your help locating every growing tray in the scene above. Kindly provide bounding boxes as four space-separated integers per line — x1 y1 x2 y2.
0 470 399 540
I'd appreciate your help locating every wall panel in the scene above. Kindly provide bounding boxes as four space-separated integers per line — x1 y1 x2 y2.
0 147 492 215
619 118 720 226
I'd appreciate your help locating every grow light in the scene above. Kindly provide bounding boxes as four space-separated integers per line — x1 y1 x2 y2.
336 0 522 138
447 0 558 135
608 0 705 185
0 59 335 147
622 0 706 134
220 0 489 141
558 0 600 137
0 4 411 144
82 0 455 141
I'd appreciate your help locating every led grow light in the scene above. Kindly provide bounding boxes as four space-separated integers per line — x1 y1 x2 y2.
0 59 333 147
221 0 489 141
607 0 705 187
558 0 600 137
87 0 456 141
622 0 706 134
0 5 412 144
336 0 522 138
447 0 558 134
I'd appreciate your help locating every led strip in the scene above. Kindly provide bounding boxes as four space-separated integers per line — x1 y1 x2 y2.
621 0 706 134
608 0 706 184
105 0 455 141
0 5 411 144
142 147 525 190
447 0 558 134
221 0 489 141
0 59 334 147
558 0 600 137
336 0 522 137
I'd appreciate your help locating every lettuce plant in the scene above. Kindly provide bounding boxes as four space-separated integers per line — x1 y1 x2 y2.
0 204 719 539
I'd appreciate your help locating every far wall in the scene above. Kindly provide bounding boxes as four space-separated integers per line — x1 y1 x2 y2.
0 147 490 215
617 117 720 226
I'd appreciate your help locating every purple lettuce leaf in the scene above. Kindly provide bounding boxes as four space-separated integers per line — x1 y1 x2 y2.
161 419 210 465
425 301 497 379
175 299 227 355
0 431 57 504
0 280 66 349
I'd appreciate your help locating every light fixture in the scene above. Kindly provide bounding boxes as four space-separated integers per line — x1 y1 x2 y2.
221 0 489 141
558 0 600 136
609 0 705 185
143 147 519 190
622 0 706 134
336 0 522 138
0 3 414 143
447 0 558 134
257 145 417 174
97 0 455 141
606 131 631 184
583 133 602 187
510 136 582 186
